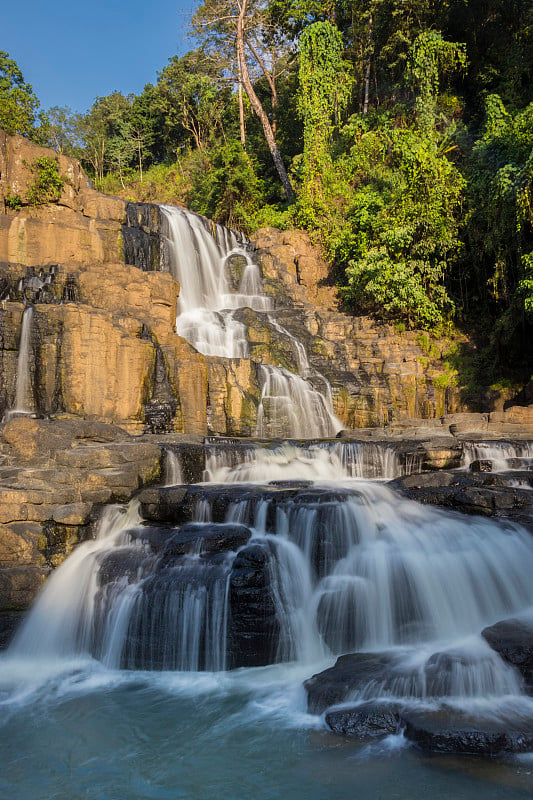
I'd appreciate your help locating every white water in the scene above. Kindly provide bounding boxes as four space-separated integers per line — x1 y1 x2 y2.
4 450 533 794
164 449 183 485
204 440 422 481
463 441 533 471
7 465 533 714
160 205 269 359
160 205 341 439
7 306 36 417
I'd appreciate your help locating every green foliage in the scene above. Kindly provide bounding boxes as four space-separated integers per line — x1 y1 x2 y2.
466 95 533 310
297 21 352 215
322 119 465 329
100 161 188 205
5 192 23 210
518 253 533 313
41 106 84 156
0 51 41 137
26 156 65 205
188 141 263 231
406 31 466 134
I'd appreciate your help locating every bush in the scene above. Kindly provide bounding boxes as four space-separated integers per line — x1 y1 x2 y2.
26 156 65 205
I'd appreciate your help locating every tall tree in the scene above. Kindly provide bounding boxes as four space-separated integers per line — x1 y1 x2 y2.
0 51 41 137
192 0 294 198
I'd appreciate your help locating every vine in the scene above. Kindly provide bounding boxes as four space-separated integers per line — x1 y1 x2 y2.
298 21 352 214
406 31 467 136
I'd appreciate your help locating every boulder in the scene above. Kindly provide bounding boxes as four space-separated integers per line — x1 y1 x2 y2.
305 653 399 714
325 703 401 740
227 542 281 668
160 522 251 559
401 709 533 756
482 618 533 690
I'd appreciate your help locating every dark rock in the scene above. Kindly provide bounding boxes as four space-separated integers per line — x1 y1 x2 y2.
325 703 401 740
482 618 533 690
0 610 25 649
268 480 313 488
470 459 493 473
96 547 153 586
163 443 206 484
126 524 177 552
227 542 280 668
138 485 190 523
304 653 399 714
160 522 251 560
401 709 533 756
390 470 533 519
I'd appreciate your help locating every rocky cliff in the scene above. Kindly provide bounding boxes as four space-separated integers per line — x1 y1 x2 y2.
1 130 533 632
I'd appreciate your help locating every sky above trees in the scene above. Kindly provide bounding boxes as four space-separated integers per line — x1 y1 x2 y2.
2 0 194 112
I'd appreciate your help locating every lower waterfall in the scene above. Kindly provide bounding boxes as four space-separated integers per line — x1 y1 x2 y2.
2 442 533 797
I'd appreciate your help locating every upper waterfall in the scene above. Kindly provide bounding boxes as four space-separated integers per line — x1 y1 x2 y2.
160 206 341 438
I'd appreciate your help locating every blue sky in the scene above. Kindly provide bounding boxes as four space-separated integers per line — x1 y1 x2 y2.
3 0 197 113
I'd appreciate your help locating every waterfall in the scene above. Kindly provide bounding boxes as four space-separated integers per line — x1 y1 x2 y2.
462 441 533 471
164 448 183 486
9 459 533 708
160 205 341 439
160 205 269 359
204 440 423 481
7 306 36 418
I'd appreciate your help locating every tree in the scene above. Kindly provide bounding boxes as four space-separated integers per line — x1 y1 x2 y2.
406 30 466 135
236 0 294 198
155 50 229 155
0 51 41 136
297 21 351 212
192 0 295 198
42 106 84 156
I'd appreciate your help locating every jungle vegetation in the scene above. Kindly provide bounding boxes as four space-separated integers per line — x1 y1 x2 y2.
1 0 532 384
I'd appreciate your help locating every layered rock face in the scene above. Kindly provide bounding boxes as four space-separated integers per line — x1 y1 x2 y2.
0 415 161 642
3 131 532 437
1 130 533 630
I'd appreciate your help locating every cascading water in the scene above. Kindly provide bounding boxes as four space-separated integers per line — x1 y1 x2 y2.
6 306 36 418
204 439 423 481
160 205 341 438
160 205 269 359
4 208 533 797
4 449 533 796
463 441 533 471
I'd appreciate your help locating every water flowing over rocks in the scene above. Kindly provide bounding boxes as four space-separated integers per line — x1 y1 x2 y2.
4 133 533 762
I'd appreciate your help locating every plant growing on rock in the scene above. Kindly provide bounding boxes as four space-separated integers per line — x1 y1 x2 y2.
26 156 65 205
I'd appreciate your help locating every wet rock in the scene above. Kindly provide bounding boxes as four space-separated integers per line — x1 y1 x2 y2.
305 653 399 714
470 459 493 473
161 522 251 559
161 443 206 484
96 547 153 586
126 524 177 552
390 471 533 519
138 486 190 523
482 618 533 690
325 703 401 740
0 610 25 649
227 542 280 668
401 709 533 756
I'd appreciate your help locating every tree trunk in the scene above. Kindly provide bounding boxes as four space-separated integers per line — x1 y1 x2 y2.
237 48 246 147
237 0 294 200
245 35 279 137
363 14 373 114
